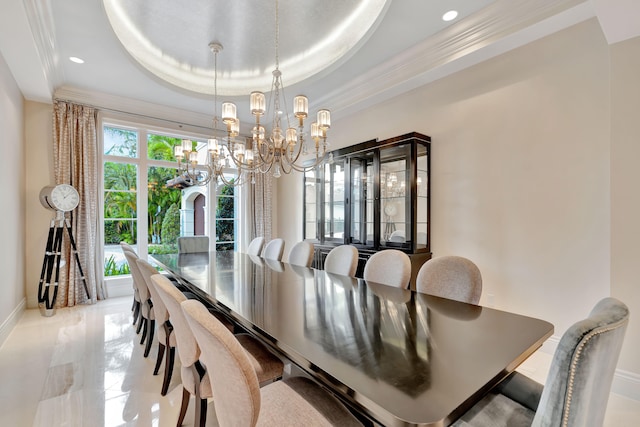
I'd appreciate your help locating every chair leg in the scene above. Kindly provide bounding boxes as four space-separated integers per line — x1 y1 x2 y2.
194 398 207 427
140 317 148 345
154 343 165 375
132 300 140 326
161 346 175 396
136 313 144 334
144 319 155 357
176 387 190 427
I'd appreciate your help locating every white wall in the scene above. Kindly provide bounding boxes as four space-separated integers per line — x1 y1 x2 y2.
279 18 639 381
0 51 26 342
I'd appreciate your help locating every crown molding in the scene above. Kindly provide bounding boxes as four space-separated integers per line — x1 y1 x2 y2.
320 0 594 120
23 0 61 96
54 86 214 130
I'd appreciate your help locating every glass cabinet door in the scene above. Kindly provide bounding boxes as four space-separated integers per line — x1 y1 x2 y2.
348 152 374 245
416 143 429 249
323 160 345 242
380 143 410 249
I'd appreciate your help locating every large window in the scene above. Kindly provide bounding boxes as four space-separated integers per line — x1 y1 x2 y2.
101 118 240 284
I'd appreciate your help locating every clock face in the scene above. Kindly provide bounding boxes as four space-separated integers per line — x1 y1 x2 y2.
49 184 80 212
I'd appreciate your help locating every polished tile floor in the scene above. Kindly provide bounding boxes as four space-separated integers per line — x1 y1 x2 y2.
0 296 638 426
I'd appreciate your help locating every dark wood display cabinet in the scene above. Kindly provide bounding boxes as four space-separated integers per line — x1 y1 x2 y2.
303 132 431 288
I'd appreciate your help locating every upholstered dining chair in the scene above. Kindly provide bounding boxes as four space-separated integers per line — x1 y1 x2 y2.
452 297 629 427
120 242 141 325
262 238 285 261
152 274 284 427
363 249 411 288
324 245 359 277
247 236 265 256
416 255 482 304
181 298 363 427
177 235 209 253
136 258 176 396
123 250 155 356
287 241 315 268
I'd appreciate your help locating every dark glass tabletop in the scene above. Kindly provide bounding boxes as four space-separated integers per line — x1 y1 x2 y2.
151 251 553 427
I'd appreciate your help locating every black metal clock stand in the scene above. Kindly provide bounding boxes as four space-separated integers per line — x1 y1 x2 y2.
38 210 90 316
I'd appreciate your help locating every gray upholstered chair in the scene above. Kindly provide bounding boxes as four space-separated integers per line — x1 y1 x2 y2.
247 236 265 256
324 245 359 277
287 241 315 268
123 250 155 356
452 297 629 427
177 235 209 253
262 238 285 261
136 258 176 396
416 255 482 304
181 298 363 427
152 274 284 427
363 249 411 288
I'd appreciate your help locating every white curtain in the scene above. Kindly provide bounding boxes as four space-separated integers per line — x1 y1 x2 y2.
243 171 273 250
53 101 105 306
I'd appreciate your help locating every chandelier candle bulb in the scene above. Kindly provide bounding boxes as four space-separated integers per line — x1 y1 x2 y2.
222 102 237 124
250 92 266 116
293 95 308 118
286 128 297 145
182 139 193 153
174 145 183 159
317 109 331 130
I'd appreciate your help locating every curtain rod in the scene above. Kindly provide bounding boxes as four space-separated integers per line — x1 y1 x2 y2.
52 97 214 132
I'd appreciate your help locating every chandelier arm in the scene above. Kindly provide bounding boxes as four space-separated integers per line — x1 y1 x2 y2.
286 151 329 173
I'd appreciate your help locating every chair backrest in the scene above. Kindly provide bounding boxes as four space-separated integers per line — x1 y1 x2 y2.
123 250 150 301
177 236 209 253
119 241 135 253
415 255 482 304
363 249 411 289
532 297 629 427
262 238 285 261
288 241 315 267
247 236 265 256
136 258 169 324
152 274 200 368
324 245 358 277
182 299 261 427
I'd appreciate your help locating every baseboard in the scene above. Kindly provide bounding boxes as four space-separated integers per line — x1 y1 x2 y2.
538 334 640 401
0 298 26 349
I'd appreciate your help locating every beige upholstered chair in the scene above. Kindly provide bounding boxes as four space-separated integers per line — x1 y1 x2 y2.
324 245 359 277
119 242 140 324
181 298 363 427
416 255 482 304
152 275 284 427
177 235 209 253
287 241 315 268
136 259 176 396
262 238 285 261
123 250 155 356
452 297 629 427
363 249 411 289
247 236 265 256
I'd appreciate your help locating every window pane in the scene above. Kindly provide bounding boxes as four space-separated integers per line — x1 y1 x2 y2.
104 126 138 158
104 161 137 276
148 133 181 161
216 182 236 251
148 166 182 251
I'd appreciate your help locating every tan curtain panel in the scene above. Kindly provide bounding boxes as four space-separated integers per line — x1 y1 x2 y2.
53 101 105 306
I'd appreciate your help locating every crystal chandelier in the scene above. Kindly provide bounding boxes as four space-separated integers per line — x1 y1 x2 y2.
172 0 330 185
172 42 250 187
220 0 331 178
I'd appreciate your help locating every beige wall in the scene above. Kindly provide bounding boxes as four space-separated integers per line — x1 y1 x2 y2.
610 36 640 374
24 101 54 308
0 51 25 338
279 18 639 379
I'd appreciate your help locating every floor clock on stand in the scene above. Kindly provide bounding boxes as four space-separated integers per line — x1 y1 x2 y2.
38 184 90 316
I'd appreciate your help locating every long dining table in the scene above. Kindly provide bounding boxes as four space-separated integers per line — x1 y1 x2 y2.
150 250 553 427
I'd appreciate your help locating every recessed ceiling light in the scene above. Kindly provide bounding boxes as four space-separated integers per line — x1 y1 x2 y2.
442 10 458 22
69 56 85 64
